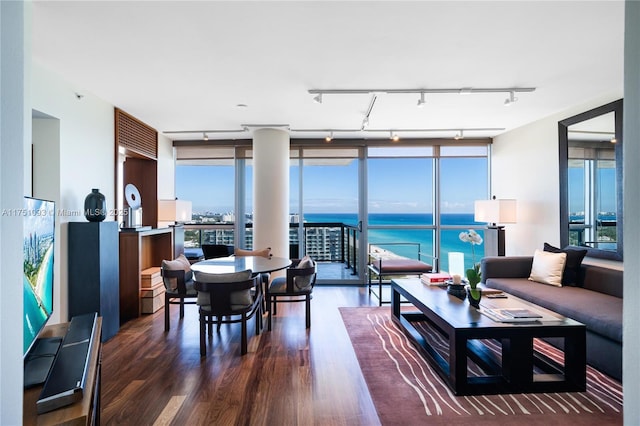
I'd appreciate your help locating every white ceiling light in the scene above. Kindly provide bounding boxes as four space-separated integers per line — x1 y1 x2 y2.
203 132 209 141
417 92 426 108
325 131 333 142
313 93 323 104
454 129 464 140
389 131 400 142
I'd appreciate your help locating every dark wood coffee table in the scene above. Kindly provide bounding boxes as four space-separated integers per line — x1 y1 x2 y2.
391 278 586 396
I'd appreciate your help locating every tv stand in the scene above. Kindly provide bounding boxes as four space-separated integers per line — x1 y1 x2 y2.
24 337 63 388
23 318 102 426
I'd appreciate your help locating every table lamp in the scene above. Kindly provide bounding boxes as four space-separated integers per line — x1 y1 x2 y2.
474 197 517 256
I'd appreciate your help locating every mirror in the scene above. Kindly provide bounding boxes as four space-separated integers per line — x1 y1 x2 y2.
559 99 623 260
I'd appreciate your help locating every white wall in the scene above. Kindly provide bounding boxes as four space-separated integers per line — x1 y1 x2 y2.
0 1 29 423
623 1 640 423
31 63 115 324
492 93 622 259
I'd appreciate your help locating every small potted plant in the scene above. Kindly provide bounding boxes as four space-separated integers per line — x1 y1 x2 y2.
459 229 483 308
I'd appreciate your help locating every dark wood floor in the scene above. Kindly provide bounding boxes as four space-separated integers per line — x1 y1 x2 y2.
101 285 381 425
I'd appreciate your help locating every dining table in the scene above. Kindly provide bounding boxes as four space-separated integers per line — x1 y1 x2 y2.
190 255 292 275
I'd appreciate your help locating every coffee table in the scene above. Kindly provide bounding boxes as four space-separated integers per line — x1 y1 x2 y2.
391 278 586 395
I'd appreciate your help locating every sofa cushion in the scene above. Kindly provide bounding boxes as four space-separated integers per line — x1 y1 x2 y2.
528 249 566 287
543 243 588 286
485 277 622 343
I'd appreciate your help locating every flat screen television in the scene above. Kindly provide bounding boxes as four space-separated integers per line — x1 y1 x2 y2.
23 196 57 387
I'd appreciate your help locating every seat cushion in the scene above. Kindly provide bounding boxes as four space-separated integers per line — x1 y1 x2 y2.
193 269 253 306
371 258 432 274
485 277 622 343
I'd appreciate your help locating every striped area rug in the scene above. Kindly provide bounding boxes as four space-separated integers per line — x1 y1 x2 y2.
340 307 622 426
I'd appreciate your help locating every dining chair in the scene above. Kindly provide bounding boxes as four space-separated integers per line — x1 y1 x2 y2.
201 244 234 259
193 269 262 356
266 256 317 331
235 246 272 312
161 254 197 331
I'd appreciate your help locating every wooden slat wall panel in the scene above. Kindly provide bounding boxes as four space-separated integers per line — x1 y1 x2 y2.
115 108 157 159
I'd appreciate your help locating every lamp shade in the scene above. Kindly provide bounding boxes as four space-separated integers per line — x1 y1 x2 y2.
474 199 517 225
158 199 192 223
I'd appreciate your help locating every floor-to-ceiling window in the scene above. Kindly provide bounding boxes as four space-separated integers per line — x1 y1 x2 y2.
173 140 489 279
438 145 489 272
367 146 434 266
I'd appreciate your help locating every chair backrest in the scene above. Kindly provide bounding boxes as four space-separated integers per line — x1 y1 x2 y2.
285 257 317 293
202 244 233 259
193 269 259 314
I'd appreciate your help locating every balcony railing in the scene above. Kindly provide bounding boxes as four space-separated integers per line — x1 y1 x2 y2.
183 222 360 274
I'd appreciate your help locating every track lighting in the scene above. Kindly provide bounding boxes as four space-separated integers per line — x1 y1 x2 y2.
454 130 464 140
313 93 323 104
325 131 333 142
504 91 518 106
417 92 426 108
361 117 369 129
389 131 399 142
203 132 209 141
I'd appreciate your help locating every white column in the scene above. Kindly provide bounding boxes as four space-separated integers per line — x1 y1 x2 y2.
252 128 290 258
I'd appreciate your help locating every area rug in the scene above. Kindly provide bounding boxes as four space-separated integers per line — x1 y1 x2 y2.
340 307 622 426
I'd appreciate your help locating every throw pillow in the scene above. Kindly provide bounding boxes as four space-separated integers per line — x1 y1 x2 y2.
161 254 193 291
543 242 588 286
294 255 315 290
193 269 254 306
235 247 272 258
528 249 567 287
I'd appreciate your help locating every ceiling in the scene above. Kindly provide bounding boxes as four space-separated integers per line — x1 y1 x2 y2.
31 1 624 142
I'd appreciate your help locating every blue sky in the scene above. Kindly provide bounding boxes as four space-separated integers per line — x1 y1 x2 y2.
176 157 489 214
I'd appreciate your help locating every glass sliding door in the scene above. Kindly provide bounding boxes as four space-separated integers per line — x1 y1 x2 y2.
295 147 362 283
367 146 435 268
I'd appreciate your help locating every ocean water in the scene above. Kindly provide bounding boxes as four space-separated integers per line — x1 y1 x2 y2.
304 213 486 271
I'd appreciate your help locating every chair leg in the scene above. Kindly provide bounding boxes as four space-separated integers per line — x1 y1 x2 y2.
267 296 273 331
306 295 311 328
179 298 185 318
199 313 206 356
241 315 247 355
164 295 170 332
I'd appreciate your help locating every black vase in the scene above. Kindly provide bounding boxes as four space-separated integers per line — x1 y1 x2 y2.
467 287 482 308
84 188 106 222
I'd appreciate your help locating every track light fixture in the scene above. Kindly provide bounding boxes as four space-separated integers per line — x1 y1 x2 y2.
417 92 426 108
504 91 518 106
325 131 333 142
313 93 323 104
203 132 209 141
454 130 464 140
389 131 400 142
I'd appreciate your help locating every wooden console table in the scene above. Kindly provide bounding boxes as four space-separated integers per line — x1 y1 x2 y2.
23 318 102 425
119 228 174 324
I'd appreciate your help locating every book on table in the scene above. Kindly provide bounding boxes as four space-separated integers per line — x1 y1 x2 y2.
420 273 451 286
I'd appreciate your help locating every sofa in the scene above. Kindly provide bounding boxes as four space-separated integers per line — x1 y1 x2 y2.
481 255 623 381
